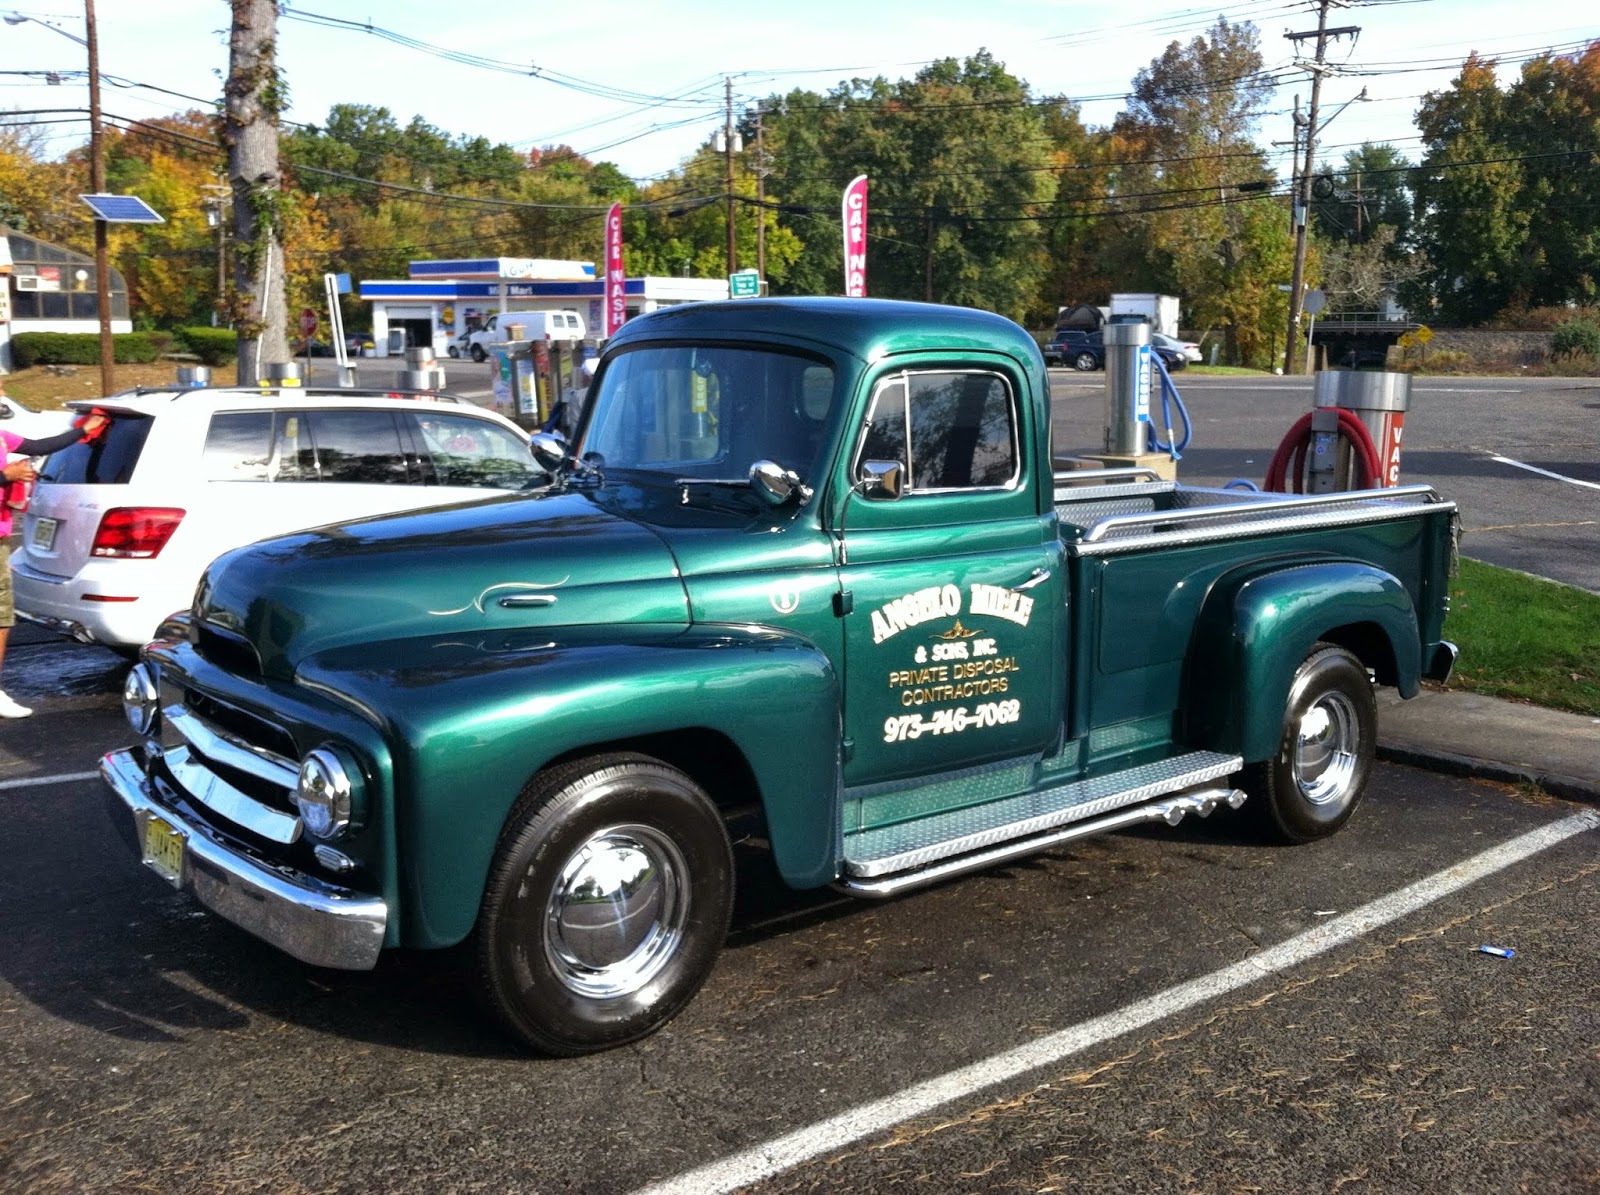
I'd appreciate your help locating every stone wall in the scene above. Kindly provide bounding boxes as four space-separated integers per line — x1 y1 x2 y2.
1415 329 1551 365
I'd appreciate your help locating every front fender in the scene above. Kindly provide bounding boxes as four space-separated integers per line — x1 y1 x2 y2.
1187 562 1420 761
296 623 841 949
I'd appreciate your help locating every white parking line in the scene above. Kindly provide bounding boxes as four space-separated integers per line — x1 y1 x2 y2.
0 770 101 791
634 810 1600 1195
1489 454 1600 493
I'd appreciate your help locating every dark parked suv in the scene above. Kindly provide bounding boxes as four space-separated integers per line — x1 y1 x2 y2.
1044 331 1188 373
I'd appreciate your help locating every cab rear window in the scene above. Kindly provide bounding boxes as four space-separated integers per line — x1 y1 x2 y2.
38 414 154 485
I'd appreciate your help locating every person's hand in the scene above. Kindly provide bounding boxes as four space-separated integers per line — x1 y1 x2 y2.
3 459 37 483
81 413 109 437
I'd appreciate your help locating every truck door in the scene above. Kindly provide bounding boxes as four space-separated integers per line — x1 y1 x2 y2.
836 364 1063 788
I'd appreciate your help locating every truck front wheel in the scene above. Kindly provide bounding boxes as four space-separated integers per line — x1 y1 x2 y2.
470 344 487 363
474 753 734 1055
1242 644 1375 843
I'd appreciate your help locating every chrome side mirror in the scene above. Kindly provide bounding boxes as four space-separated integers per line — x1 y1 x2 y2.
859 459 904 500
529 431 568 472
749 460 812 506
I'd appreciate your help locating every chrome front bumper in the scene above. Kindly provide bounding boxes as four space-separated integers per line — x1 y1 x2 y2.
101 748 387 970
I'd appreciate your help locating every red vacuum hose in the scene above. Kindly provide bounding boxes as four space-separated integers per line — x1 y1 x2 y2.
1263 408 1381 493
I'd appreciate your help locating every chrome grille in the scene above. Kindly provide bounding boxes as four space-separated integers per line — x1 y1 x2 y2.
157 677 302 844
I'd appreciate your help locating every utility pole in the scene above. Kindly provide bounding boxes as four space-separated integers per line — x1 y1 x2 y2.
202 182 230 325
1281 1 1360 375
723 77 736 277
754 107 766 282
84 0 113 394
224 0 288 384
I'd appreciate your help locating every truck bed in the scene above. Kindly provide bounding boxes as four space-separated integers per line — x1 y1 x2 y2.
1053 470 1452 554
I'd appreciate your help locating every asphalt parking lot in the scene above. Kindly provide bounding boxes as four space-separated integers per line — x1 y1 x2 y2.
1 665 1595 1192
1 367 1596 1192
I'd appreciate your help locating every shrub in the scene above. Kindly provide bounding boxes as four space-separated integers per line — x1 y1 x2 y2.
178 326 238 366
1486 304 1600 332
144 330 177 355
1392 349 1473 374
10 331 158 367
1550 318 1600 359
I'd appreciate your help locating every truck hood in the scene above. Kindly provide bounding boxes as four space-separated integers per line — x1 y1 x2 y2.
194 492 688 680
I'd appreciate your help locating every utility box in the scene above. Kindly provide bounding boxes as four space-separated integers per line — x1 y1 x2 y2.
1110 293 1180 339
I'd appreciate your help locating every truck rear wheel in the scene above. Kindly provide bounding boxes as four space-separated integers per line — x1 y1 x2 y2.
473 753 734 1056
1242 644 1375 843
1073 350 1099 372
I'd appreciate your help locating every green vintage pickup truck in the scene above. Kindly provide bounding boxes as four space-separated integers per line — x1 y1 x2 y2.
104 298 1458 1054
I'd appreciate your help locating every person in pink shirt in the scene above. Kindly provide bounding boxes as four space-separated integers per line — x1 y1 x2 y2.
0 397 109 718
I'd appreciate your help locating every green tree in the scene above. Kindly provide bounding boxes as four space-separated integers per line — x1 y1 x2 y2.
1312 143 1414 247
756 52 1056 321
1410 42 1600 322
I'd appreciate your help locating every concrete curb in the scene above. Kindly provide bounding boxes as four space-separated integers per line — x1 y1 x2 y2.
1378 742 1600 807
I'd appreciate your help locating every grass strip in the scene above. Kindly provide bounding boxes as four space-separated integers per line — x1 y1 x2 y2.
1445 557 1600 717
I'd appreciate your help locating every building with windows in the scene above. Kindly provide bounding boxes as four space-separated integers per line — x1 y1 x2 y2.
359 257 728 357
0 231 132 371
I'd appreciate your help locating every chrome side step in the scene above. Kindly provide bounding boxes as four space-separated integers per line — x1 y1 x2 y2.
835 786 1247 899
842 749 1241 879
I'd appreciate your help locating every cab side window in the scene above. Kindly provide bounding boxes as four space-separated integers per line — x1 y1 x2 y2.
856 370 1017 494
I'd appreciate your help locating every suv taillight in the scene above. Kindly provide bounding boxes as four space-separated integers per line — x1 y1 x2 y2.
90 507 186 558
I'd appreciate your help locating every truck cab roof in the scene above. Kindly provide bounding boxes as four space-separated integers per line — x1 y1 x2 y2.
609 297 1042 366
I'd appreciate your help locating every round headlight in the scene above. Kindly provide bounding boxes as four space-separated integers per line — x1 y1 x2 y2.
295 747 357 840
122 663 159 737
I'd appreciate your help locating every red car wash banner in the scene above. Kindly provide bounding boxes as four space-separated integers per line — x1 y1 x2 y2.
842 175 867 297
603 202 625 337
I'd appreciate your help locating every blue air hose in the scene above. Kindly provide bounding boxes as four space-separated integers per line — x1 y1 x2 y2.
1145 353 1192 459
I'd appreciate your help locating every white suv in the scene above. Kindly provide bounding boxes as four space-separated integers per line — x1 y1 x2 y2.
11 386 547 651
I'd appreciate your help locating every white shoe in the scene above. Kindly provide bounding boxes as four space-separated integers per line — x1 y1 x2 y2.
0 691 33 719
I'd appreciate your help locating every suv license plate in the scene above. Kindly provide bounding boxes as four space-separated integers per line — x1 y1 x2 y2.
140 812 185 887
30 517 57 551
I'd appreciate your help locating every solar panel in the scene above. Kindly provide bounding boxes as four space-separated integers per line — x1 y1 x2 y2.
78 193 165 224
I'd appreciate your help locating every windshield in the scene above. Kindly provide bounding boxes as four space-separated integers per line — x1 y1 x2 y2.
581 345 836 485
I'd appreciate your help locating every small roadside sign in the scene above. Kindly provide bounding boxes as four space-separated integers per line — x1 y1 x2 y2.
1414 325 1433 345
1303 287 1327 315
729 269 760 298
298 308 318 338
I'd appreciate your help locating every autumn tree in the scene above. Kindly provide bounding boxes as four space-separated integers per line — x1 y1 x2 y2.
1087 17 1291 364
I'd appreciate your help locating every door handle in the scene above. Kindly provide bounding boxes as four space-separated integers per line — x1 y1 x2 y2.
498 594 558 608
1014 568 1052 591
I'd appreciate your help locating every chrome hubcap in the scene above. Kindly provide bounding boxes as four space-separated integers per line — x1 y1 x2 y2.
1293 692 1359 806
544 824 687 999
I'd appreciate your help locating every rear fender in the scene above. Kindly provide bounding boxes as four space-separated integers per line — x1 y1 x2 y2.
1186 562 1420 761
296 623 841 949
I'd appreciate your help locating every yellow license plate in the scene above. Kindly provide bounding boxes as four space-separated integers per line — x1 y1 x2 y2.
141 812 185 886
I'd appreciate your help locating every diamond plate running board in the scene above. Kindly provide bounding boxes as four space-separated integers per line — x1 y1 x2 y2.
842 750 1242 880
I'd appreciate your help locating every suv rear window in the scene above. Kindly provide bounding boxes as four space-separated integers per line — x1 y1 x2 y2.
38 414 154 485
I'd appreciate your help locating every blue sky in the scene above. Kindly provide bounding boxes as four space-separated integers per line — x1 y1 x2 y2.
2 1 1595 181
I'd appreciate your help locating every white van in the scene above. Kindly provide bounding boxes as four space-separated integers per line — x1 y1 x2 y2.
460 310 586 361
